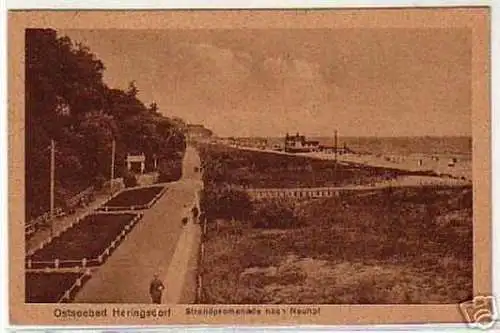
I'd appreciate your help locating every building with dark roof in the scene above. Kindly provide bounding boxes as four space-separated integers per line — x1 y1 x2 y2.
284 133 320 153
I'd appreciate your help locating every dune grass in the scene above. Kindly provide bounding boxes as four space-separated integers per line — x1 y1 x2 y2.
198 144 420 188
200 186 472 304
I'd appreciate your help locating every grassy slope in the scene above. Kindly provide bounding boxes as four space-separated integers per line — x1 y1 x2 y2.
198 144 426 188
201 186 472 304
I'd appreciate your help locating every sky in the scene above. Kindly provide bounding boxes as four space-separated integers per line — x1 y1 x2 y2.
61 28 472 138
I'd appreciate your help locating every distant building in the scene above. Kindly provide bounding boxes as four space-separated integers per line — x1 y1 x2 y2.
186 124 213 142
220 137 268 149
284 133 352 154
126 153 146 173
240 138 267 149
319 142 352 155
272 144 284 151
285 133 320 153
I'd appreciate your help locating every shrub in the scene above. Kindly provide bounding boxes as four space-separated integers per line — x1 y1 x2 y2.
158 158 182 182
251 200 300 229
123 172 138 188
94 174 107 190
200 187 253 222
277 264 307 285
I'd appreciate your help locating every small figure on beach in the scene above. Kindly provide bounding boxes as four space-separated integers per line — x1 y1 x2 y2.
149 273 165 304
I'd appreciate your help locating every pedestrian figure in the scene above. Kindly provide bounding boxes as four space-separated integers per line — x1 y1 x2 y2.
149 273 165 304
191 206 199 219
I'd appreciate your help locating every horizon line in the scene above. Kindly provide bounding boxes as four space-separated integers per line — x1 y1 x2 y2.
213 134 473 139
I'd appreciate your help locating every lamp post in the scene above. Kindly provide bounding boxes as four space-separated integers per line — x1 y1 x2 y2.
153 153 158 171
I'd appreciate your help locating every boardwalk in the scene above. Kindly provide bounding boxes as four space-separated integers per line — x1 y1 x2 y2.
74 147 202 303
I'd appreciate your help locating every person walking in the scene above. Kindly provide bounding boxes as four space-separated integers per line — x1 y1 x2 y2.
191 206 199 219
149 273 165 304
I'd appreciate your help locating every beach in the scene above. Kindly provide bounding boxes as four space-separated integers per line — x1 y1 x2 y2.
302 151 472 181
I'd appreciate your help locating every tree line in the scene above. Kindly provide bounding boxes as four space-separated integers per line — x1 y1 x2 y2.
25 29 186 220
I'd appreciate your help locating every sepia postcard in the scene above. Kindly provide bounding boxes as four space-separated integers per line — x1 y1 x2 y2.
8 8 491 327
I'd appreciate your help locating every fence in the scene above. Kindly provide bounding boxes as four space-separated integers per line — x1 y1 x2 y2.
25 208 66 238
244 187 344 200
97 185 168 212
25 186 97 239
65 186 95 209
26 213 143 270
57 269 93 303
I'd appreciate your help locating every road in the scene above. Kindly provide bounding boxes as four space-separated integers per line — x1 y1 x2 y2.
74 146 202 303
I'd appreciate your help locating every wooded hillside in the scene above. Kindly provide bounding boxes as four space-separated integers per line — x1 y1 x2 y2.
25 29 186 219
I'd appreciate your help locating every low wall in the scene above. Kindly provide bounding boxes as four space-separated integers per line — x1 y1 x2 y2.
245 187 342 200
242 177 470 200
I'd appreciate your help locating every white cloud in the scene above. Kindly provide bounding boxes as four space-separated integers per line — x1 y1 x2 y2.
159 43 341 136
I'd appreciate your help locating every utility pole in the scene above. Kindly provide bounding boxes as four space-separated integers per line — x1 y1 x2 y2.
110 139 116 193
110 139 116 181
50 139 55 237
334 130 338 186
334 130 338 163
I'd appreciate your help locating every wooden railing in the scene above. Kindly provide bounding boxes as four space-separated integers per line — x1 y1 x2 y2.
65 186 95 209
25 186 97 238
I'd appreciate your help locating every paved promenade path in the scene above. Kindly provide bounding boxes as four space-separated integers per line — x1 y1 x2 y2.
163 218 201 304
74 147 202 303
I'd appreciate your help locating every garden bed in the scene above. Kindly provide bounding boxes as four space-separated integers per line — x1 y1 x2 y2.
26 213 142 269
25 271 91 303
99 185 166 211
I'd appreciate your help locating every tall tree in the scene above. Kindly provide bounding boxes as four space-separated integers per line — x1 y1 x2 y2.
25 29 187 219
